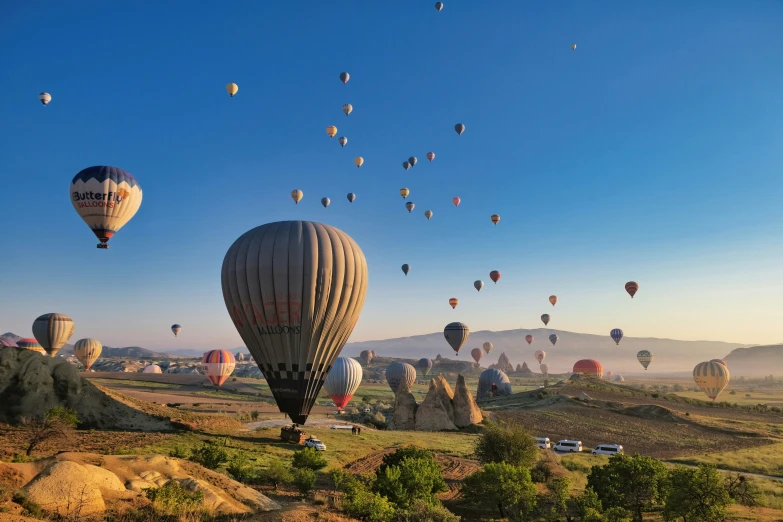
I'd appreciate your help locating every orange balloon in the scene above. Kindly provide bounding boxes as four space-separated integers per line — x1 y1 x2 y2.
449 298 459 309
452 197 461 207
491 214 500 225
549 295 557 306
490 271 501 283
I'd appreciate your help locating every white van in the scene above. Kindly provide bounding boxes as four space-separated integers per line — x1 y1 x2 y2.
535 437 551 449
591 444 623 456
553 440 583 453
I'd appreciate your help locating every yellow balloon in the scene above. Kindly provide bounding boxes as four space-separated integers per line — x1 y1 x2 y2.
354 156 364 168
400 188 410 199
226 83 238 97
571 44 577 50
326 126 338 138
693 361 730 401
291 189 304 204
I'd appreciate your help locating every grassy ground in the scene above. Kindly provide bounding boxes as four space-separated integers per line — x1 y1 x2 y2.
668 441 783 477
673 390 783 407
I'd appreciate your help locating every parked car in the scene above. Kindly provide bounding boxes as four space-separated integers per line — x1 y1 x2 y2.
304 437 326 451
535 437 551 449
553 440 583 453
591 444 623 456
325 402 335 407
363 408 371 413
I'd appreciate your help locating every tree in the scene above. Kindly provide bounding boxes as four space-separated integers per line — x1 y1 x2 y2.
258 460 292 489
473 422 538 468
460 462 537 518
587 453 668 522
534 476 570 521
22 406 80 456
377 446 433 475
189 440 229 469
373 456 447 509
724 473 761 508
292 468 317 495
663 465 730 522
292 447 328 471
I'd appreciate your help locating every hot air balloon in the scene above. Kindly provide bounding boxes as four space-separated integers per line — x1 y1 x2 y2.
454 123 465 135
226 83 238 97
541 314 550 326
452 197 461 207
490 271 501 283
693 361 730 401
406 202 415 213
291 189 304 204
625 281 639 298
427 152 436 162
71 166 143 249
548 334 558 347
339 72 350 84
74 338 102 370
711 359 727 367
477 368 511 398
143 364 162 374
221 220 368 424
610 329 623 345
32 313 74 357
321 197 331 208
342 104 353 116
402 161 410 171
408 156 418 167
417 358 433 376
424 210 433 220
18 338 45 355
449 298 459 309
525 335 534 345
606 371 614 380
483 342 493 354
573 359 603 378
360 350 373 366
614 375 624 383
444 322 469 355
540 364 549 375
386 362 416 394
549 295 558 306
326 126 338 138
0 338 18 348
535 350 546 364
171 324 182 337
637 350 653 370
471 348 482 363
400 188 410 200
354 156 364 168
370 350 377 358
402 264 410 276
474 280 484 292
338 136 348 148
347 193 356 203
435 1 444 11
201 350 237 387
39 92 52 106
324 356 362 409
491 214 500 225
571 44 577 50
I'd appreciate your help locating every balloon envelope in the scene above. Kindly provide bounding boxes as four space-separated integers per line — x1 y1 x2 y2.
541 314 550 326
74 338 102 369
491 214 500 225
39 92 52 105
573 359 603 378
525 335 534 345
474 280 484 292
489 270 501 283
400 188 410 199
549 295 557 306
326 126 338 138
693 360 730 401
610 329 623 345
143 364 162 374
452 197 461 207
408 156 418 166
482 342 493 354
449 298 458 309
424 210 433 220
71 166 143 248
347 193 356 203
535 350 546 363
471 348 482 363
201 350 237 387
342 104 353 115
354 156 364 168
417 358 433 376
427 152 436 161
435 2 444 11
405 202 415 213
339 72 350 84
0 338 18 348
444 322 469 355
171 324 182 337
18 338 45 354
32 313 74 357
226 83 238 96
221 220 368 424
548 334 558 346
386 362 416 394
321 197 331 208
338 137 348 147
625 281 639 298
402 161 410 171
454 123 465 135
401 264 410 276
291 190 304 204
637 350 653 370
477 368 511 398
324 356 363 409
540 364 549 375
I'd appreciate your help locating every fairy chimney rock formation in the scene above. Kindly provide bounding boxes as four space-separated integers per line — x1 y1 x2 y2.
453 374 483 427
518 362 535 377
389 380 417 430
490 352 514 374
414 378 457 431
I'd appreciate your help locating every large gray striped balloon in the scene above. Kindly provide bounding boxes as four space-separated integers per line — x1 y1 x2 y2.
32 313 74 357
444 322 470 355
221 221 368 424
477 368 512 398
386 362 416 394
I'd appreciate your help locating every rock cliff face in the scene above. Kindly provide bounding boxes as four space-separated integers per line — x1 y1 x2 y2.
489 352 514 374
390 373 482 431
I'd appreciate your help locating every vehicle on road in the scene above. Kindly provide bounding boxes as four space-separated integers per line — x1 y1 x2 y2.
363 408 371 413
591 444 623 456
535 437 551 449
304 437 326 451
553 440 583 453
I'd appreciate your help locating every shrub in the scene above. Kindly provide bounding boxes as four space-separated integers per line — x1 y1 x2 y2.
11 491 43 519
398 500 460 522
531 457 556 483
168 445 188 459
474 422 538 467
461 462 537 518
21 406 80 456
292 447 328 471
259 460 292 489
227 452 253 483
651 393 659 399
189 440 229 469
293 468 317 495
374 455 447 508
342 487 396 522
587 453 668 522
144 480 204 515
250 410 260 420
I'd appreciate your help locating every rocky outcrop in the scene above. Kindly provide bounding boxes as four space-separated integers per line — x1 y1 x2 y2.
516 362 535 377
453 375 482 428
435 354 442 361
516 364 523 372
389 380 417 430
415 378 457 432
489 352 514 374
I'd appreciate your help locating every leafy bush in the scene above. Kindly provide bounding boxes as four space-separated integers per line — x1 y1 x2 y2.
227 452 253 483
474 422 538 467
398 500 460 522
168 445 188 459
292 447 328 471
250 410 260 420
461 462 537 518
587 453 668 522
651 393 659 399
259 460 293 489
144 480 204 515
189 440 229 469
293 468 317 495
12 491 43 519
374 457 447 509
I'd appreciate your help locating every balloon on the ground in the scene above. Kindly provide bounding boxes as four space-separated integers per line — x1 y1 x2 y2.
405 202 415 213
477 368 511 398
471 348 482 363
452 197 460 207
400 188 410 199
573 359 603 378
693 360 730 401
342 104 353 116
610 328 623 345
226 83 238 97
525 335 534 345
18 338 45 354
491 214 500 225
548 334 558 346
74 338 102 369
33 313 74 357
326 126 338 138
541 314 550 326
340 72 350 84
0 338 18 348
427 152 436 161
354 156 364 168
324 356 363 409
637 350 653 370
424 210 433 220
291 190 303 204
386 362 416 394
625 281 639 298
347 193 356 203
449 298 459 309
39 92 52 105
454 123 465 135
474 280 484 292
221 220 368 424
401 264 410 276
143 364 162 374
444 322 469 355
549 295 557 306
171 324 182 337
417 358 433 376
535 350 546 363
338 136 348 147
71 166 143 249
489 270 501 283
483 342 493 354
201 350 237 387
321 197 331 208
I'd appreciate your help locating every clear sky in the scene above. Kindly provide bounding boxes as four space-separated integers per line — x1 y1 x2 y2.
1 1 782 351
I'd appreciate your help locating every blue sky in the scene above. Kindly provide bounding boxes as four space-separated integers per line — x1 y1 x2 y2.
1 1 782 350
